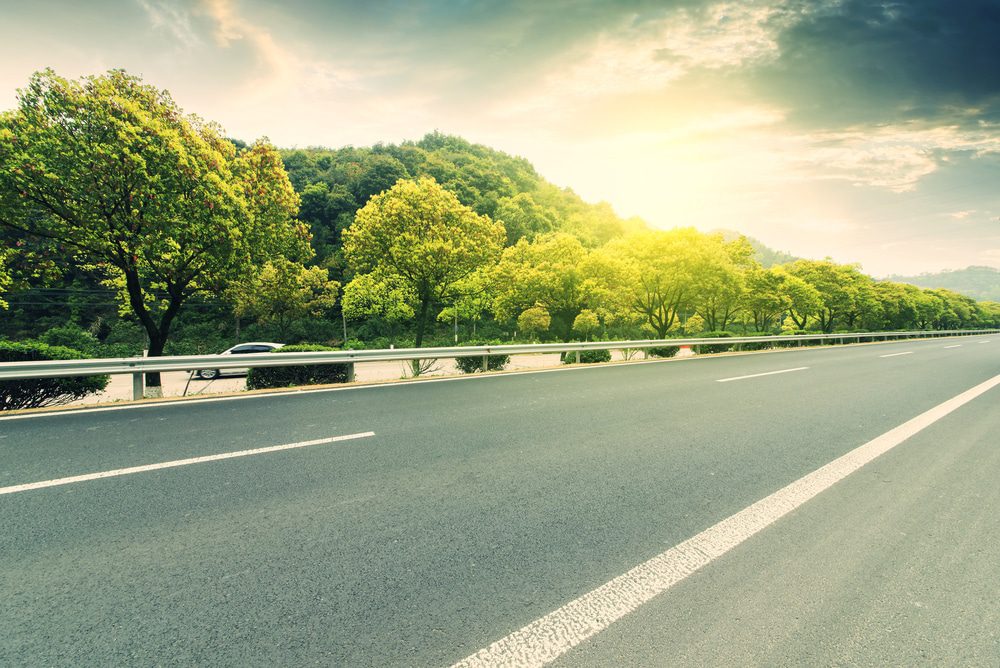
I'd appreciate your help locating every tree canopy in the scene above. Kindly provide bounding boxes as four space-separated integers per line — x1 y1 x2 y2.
342 177 504 347
0 69 310 387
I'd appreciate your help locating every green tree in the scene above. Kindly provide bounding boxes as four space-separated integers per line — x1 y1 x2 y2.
741 266 794 332
232 257 339 339
491 232 611 340
0 70 309 390
683 313 705 335
572 309 600 340
0 247 11 309
784 259 868 333
517 306 551 340
342 177 504 348
494 193 559 245
693 235 755 331
604 228 710 338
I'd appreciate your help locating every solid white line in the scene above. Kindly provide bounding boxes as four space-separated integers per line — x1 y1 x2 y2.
943 344 962 349
0 432 375 496
715 367 809 383
451 374 1000 668
880 351 913 358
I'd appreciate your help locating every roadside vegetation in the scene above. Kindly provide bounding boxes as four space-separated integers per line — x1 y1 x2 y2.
2 69 999 404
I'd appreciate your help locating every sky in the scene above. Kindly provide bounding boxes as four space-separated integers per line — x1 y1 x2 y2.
2 0 999 277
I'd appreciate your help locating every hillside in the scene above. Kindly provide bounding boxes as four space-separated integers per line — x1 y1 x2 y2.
715 229 800 267
888 266 1000 302
280 132 647 274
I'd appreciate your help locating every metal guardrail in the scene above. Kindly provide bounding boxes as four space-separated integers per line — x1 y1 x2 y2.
1 329 997 401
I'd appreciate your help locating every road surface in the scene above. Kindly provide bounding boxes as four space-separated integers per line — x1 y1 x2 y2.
2 335 998 665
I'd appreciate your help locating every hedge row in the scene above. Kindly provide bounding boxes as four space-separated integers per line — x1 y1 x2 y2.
0 340 109 410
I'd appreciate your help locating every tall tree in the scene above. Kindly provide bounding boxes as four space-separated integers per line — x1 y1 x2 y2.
491 232 612 340
0 69 310 390
604 228 709 338
0 247 11 309
231 257 339 340
342 177 504 348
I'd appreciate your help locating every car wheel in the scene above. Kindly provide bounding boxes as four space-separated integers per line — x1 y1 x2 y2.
197 369 220 380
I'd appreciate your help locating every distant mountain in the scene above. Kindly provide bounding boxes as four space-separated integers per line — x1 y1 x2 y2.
714 229 800 268
888 266 1000 302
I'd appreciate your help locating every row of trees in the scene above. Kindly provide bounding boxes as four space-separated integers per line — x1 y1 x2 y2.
2 69 998 394
339 178 1000 344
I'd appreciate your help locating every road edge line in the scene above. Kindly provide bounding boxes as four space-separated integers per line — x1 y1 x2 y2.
450 373 1000 668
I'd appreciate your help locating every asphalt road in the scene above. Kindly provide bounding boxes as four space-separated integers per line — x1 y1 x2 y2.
1 334 998 666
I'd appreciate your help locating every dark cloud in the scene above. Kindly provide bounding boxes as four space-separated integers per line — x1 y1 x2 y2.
755 0 1000 128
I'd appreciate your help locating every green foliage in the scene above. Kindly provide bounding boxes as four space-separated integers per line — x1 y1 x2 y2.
245 344 349 389
343 177 505 347
646 345 680 358
0 69 310 386
0 340 109 410
683 314 705 336
561 348 612 364
37 324 100 356
517 306 551 339
0 247 11 309
454 340 510 373
697 331 734 353
232 257 339 337
572 309 601 340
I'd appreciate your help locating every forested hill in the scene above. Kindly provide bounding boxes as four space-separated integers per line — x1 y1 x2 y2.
888 266 1000 301
715 229 800 268
279 132 647 270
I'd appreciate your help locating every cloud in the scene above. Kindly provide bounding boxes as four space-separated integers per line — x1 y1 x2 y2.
137 0 203 48
788 123 1000 192
752 0 1000 129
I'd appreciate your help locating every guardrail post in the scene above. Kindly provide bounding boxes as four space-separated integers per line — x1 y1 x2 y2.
132 372 143 400
575 351 581 364
481 354 488 372
346 363 355 383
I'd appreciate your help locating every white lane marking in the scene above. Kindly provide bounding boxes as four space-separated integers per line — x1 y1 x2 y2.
979 340 991 344
944 344 962 349
451 374 1000 668
0 432 375 496
715 366 809 383
880 351 913 358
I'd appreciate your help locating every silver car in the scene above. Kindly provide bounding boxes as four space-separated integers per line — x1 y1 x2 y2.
195 342 284 380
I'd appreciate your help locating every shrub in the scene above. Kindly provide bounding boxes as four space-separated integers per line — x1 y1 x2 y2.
0 340 109 410
245 344 350 390
38 324 100 356
697 331 734 353
454 340 510 373
647 345 680 358
561 348 612 364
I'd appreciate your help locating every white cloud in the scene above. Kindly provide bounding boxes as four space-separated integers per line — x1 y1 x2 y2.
136 0 202 48
789 124 1000 192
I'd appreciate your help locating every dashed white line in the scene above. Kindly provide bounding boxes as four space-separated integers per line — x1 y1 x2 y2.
979 340 992 344
880 351 913 358
944 344 962 349
451 373 1000 668
715 367 809 383
0 431 375 496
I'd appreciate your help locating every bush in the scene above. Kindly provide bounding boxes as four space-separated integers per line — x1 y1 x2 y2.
561 348 612 364
38 324 101 356
0 340 109 410
454 340 510 373
697 331 734 353
646 345 680 358
245 344 350 390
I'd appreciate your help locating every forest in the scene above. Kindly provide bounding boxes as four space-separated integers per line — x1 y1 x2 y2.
2 70 999 381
